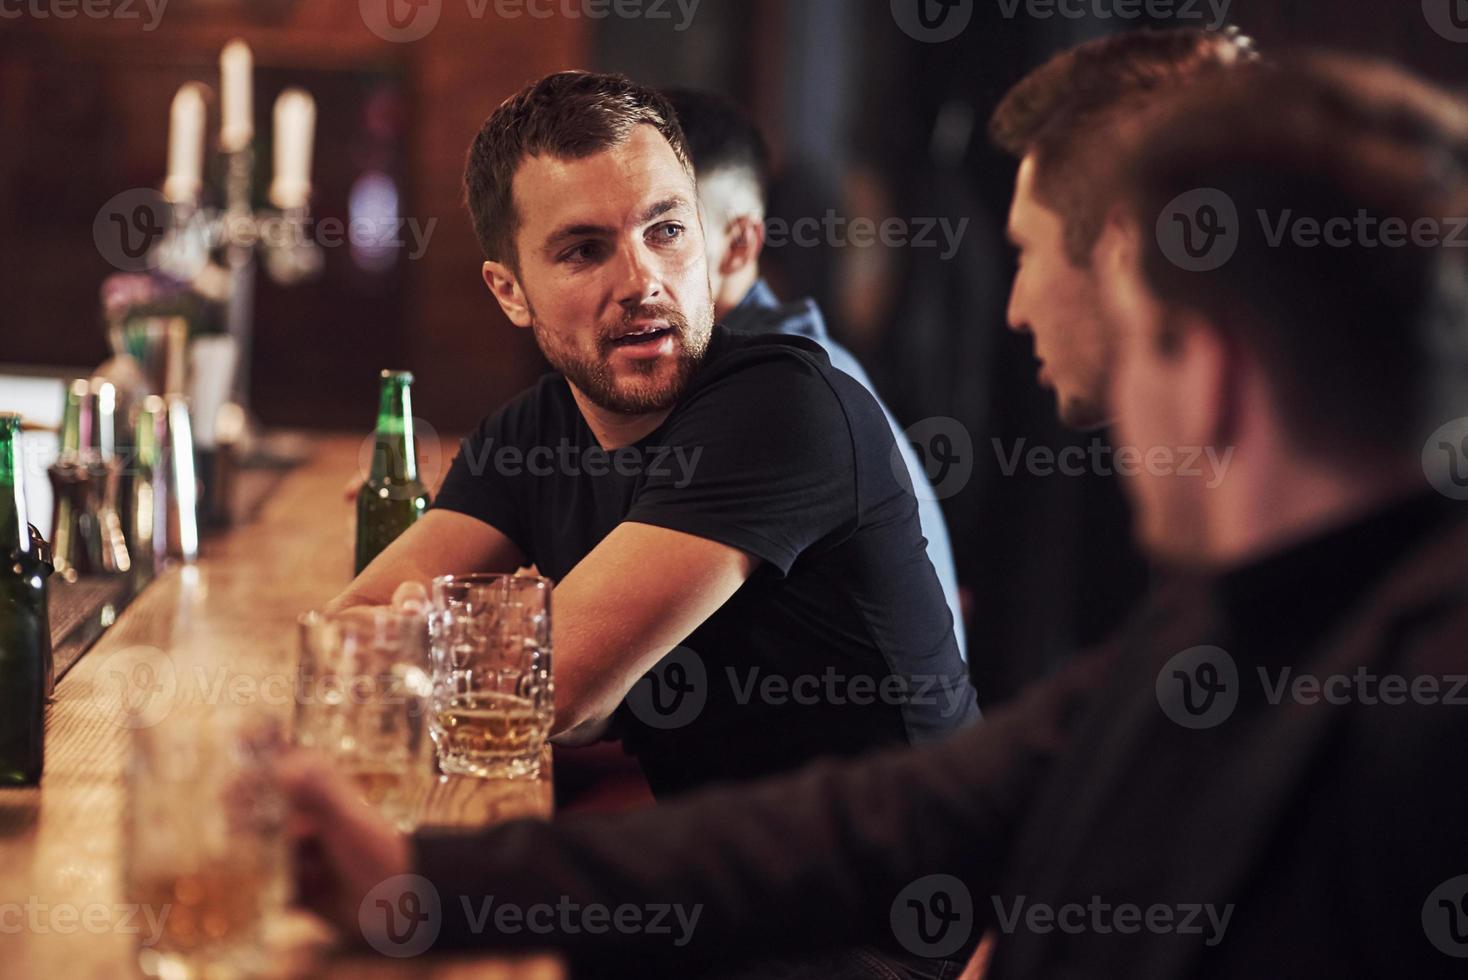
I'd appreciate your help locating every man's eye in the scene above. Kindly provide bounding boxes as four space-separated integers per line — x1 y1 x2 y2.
561 242 603 264
649 223 684 243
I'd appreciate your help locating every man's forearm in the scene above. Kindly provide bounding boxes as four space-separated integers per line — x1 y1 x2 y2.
410 648 1114 970
325 510 528 614
542 522 758 739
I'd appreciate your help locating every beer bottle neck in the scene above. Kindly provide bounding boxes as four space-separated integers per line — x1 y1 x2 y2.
59 379 85 458
371 375 417 483
0 418 30 555
136 409 158 468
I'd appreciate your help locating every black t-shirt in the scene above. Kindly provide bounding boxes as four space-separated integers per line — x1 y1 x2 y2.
433 325 978 796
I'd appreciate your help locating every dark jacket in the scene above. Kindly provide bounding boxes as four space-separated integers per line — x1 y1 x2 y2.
412 500 1468 978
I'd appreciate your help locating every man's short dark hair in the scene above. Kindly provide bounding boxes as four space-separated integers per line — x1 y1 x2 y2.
1116 55 1468 458
663 89 770 201
989 27 1257 264
464 71 691 268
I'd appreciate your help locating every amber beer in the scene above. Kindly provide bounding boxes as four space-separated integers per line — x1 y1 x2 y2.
346 764 413 805
124 711 286 979
354 370 430 574
297 611 435 829
341 759 422 831
130 859 273 962
434 692 544 767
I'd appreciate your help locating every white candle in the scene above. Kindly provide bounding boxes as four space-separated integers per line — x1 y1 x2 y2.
219 39 253 153
269 88 316 209
163 83 206 204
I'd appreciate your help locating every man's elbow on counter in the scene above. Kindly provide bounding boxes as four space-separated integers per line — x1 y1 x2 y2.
550 680 617 747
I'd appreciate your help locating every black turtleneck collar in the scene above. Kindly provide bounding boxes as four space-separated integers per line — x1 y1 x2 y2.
1213 490 1459 660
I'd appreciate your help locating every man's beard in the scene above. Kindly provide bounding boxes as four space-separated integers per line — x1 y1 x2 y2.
532 302 713 415
1057 390 1111 431
1055 339 1115 432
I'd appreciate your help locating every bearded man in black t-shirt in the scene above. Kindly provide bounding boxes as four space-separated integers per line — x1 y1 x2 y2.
329 70 977 797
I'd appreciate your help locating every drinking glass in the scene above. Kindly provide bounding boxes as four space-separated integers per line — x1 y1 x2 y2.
428 573 553 779
122 706 287 980
295 608 434 830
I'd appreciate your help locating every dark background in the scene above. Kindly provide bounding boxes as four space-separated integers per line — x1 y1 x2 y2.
2 0 1464 705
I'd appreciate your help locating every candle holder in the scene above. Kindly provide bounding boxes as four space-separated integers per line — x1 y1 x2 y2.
143 167 317 528
144 152 319 527
145 58 320 526
158 41 319 421
154 150 322 406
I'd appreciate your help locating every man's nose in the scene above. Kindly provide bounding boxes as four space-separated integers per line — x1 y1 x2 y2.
1005 284 1027 333
613 241 663 310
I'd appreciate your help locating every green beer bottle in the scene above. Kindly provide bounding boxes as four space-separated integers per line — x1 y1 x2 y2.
28 524 54 700
1 413 46 785
354 371 429 574
48 379 97 579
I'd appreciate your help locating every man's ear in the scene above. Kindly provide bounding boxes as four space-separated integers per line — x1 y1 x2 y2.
1172 311 1237 449
482 260 533 328
718 213 765 279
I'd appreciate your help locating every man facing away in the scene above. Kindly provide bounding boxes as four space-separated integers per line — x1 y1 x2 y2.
991 27 1255 430
664 87 968 660
329 71 977 798
283 53 1468 979
975 26 1256 702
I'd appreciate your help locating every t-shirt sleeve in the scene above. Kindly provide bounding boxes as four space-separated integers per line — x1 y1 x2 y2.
430 400 534 559
625 351 858 575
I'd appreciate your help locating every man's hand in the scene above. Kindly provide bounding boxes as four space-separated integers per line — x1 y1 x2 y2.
327 509 526 612
273 750 412 940
325 581 431 619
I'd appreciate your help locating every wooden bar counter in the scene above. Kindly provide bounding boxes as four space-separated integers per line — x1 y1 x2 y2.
0 434 563 979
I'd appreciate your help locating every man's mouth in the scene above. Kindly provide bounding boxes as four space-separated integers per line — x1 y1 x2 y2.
609 325 676 348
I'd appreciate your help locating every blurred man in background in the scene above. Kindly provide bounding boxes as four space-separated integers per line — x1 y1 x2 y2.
963 26 1256 710
665 87 969 661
